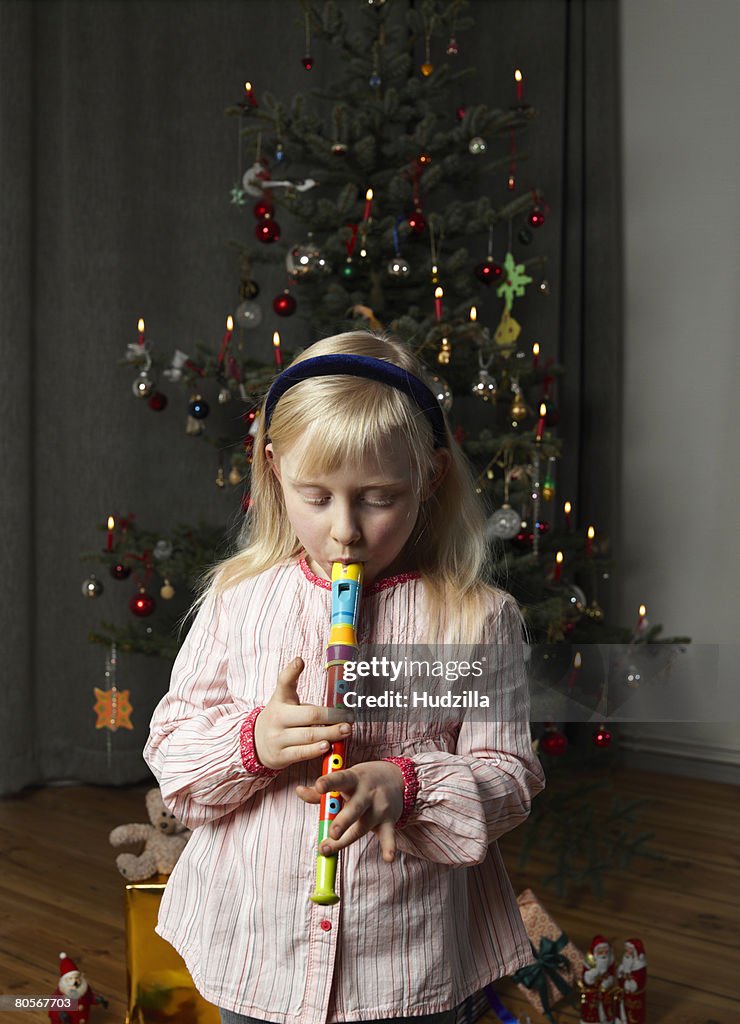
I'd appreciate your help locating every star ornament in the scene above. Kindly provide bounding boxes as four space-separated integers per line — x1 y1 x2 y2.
93 687 134 731
496 251 533 311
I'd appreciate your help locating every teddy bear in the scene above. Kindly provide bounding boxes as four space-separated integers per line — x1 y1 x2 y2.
109 787 190 881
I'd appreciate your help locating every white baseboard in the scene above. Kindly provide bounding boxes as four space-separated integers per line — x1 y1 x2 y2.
619 728 740 784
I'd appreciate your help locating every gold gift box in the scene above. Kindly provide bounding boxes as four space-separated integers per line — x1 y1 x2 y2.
124 875 220 1024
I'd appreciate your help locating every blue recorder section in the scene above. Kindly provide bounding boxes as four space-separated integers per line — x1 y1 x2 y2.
332 574 362 627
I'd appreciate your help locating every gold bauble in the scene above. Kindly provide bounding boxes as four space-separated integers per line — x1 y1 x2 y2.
420 62 434 77
228 466 243 486
160 580 175 600
510 392 528 420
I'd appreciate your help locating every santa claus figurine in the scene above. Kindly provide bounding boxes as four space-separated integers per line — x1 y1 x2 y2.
616 938 647 1024
48 952 108 1024
578 935 617 1024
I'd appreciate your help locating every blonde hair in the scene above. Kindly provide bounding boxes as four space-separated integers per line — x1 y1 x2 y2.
196 330 505 642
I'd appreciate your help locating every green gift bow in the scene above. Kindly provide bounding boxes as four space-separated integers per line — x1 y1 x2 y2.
511 933 572 1023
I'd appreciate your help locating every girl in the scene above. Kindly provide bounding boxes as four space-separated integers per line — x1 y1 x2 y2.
144 330 545 1024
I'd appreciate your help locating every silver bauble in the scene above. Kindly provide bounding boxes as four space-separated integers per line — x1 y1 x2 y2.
132 371 155 399
471 369 497 401
82 574 103 598
387 255 410 278
468 136 487 155
486 505 522 540
426 373 452 412
234 299 263 329
153 539 173 561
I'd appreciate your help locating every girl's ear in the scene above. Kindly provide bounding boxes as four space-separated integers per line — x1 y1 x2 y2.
264 443 282 482
425 448 451 499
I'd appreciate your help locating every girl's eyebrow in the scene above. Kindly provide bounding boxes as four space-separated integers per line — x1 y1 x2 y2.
288 476 405 489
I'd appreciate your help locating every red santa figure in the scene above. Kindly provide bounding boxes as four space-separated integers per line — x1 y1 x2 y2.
617 938 647 1024
48 952 108 1024
578 935 617 1024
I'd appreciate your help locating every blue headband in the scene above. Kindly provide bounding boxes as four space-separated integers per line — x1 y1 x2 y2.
263 354 448 449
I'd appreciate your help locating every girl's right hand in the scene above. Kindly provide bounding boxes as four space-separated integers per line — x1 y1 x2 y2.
253 657 354 771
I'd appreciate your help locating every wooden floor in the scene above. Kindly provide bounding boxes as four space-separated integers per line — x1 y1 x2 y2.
0 767 737 1024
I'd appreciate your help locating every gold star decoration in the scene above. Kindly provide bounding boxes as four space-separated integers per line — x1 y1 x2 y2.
93 687 134 731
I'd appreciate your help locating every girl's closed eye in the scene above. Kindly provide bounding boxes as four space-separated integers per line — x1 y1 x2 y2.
300 493 397 508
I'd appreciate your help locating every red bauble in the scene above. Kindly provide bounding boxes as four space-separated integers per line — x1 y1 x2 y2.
273 291 296 316
536 520 550 535
593 725 612 748
256 218 280 243
302 55 314 70
512 529 534 551
408 210 426 235
455 106 467 122
475 257 503 285
129 590 155 617
528 206 546 228
253 198 273 220
110 563 131 581
148 391 168 411
540 727 568 756
241 494 253 513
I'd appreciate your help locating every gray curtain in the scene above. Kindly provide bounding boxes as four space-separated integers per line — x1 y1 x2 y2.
0 0 621 795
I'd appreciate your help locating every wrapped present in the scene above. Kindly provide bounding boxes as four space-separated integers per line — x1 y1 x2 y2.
455 985 525 1024
511 889 583 1022
124 875 220 1024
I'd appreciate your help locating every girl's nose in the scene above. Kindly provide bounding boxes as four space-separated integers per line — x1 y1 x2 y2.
330 505 361 546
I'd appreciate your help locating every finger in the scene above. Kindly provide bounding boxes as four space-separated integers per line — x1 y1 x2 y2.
282 722 353 747
295 784 322 804
375 820 397 863
280 739 333 765
315 769 358 795
273 657 304 705
327 793 372 839
319 816 371 856
279 703 354 728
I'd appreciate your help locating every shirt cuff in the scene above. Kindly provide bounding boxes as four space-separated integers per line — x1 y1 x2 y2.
382 756 420 830
240 706 279 777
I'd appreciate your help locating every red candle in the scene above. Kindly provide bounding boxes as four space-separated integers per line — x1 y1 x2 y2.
567 651 582 690
563 501 572 531
636 604 648 634
218 315 234 365
514 68 524 103
586 525 595 557
363 188 373 221
137 318 145 347
532 342 540 370
244 80 258 108
535 402 547 441
272 331 283 368
553 550 563 582
106 515 115 551
434 286 444 322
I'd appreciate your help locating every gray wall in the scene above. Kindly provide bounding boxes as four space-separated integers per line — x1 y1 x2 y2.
619 0 740 778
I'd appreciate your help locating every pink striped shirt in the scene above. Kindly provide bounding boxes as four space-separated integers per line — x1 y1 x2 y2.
143 558 544 1023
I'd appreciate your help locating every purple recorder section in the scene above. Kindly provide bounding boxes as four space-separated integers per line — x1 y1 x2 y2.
325 644 357 664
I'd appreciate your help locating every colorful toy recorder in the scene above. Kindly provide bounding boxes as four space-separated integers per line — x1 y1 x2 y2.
309 561 364 905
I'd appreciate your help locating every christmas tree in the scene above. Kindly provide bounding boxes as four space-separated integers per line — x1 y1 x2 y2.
83 0 688 895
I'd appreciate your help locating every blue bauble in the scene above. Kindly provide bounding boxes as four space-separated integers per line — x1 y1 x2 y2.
189 397 210 419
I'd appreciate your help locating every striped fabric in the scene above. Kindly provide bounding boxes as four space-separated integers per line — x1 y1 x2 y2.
143 559 544 1024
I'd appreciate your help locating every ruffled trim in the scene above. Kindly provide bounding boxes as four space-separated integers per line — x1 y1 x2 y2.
298 557 420 595
382 756 420 830
239 707 279 777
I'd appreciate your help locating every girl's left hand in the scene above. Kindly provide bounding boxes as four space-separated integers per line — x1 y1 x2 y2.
296 761 404 863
